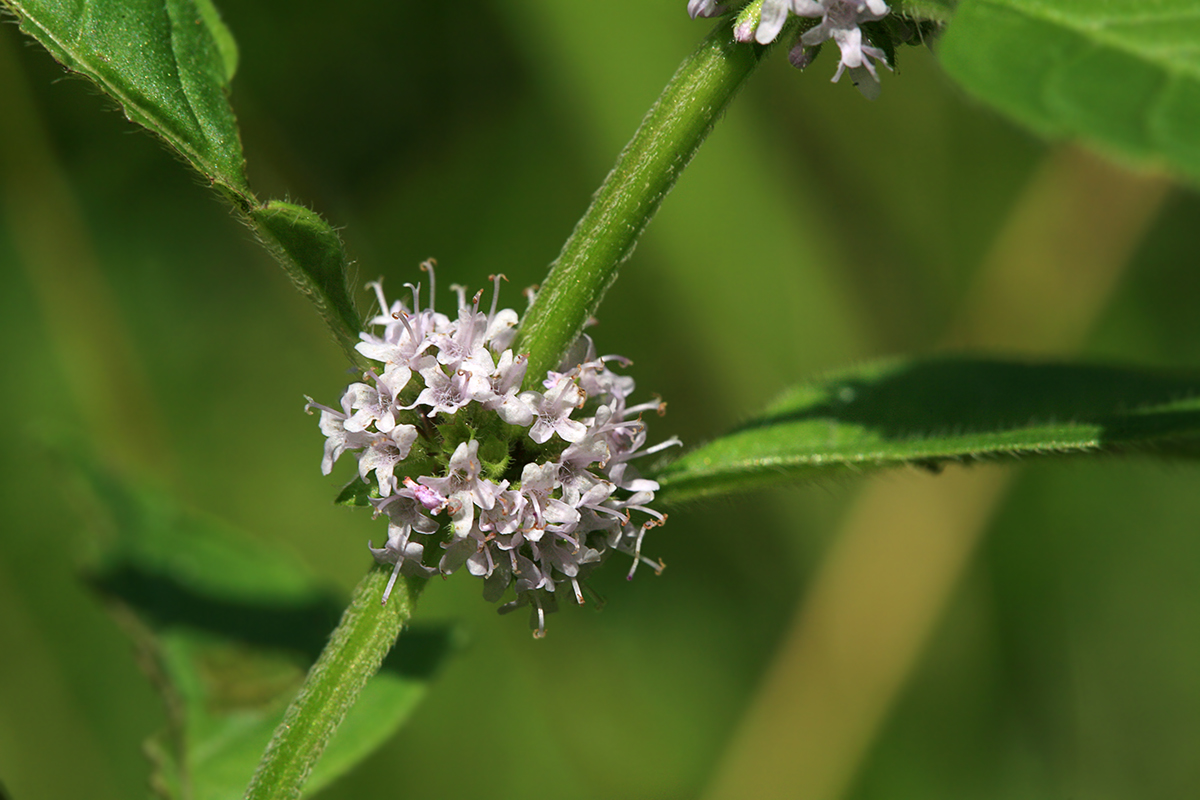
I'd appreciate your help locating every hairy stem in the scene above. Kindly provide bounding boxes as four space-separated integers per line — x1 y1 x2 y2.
243 565 424 800
515 19 770 385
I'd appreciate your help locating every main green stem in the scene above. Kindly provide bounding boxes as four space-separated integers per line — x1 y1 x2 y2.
243 565 424 800
515 20 770 386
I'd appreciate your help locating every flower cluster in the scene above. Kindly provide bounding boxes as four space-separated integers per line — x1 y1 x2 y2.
306 262 678 637
689 0 892 100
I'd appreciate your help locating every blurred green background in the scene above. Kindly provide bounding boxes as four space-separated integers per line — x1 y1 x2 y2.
2 2 1199 798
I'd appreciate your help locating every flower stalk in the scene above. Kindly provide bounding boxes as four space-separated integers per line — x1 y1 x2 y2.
243 565 425 800
514 18 771 387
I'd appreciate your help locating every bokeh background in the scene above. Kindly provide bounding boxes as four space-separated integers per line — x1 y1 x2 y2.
2 2 1199 798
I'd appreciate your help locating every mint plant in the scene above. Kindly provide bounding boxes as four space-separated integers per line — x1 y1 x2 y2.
2 1 1200 799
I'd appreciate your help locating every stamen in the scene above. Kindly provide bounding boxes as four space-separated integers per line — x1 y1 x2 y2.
393 310 415 340
634 436 684 458
532 596 547 639
303 397 340 416
420 258 437 311
624 400 664 416
626 525 648 580
366 280 389 320
488 274 506 323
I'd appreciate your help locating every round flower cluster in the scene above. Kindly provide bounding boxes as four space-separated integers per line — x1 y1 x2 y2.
306 262 678 637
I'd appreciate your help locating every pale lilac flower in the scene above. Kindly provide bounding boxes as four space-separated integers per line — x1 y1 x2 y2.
342 381 396 434
410 360 473 417
715 0 892 98
404 477 447 513
523 374 587 444
309 266 679 636
795 0 891 99
420 440 499 513
356 425 419 496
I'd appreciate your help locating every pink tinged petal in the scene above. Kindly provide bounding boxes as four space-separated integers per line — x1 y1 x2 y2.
404 477 447 512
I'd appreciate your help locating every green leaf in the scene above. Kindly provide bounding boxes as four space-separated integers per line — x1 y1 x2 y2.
938 0 1200 183
72 462 453 800
2 0 250 198
249 201 365 362
897 0 956 23
650 357 1200 505
194 0 238 83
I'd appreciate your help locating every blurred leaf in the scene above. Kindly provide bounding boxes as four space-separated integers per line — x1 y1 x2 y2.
650 356 1200 504
249 201 365 362
1 0 250 198
73 462 454 800
938 0 1200 183
897 0 956 23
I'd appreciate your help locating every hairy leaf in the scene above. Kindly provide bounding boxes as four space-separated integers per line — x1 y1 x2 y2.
250 201 365 361
2 0 250 198
938 0 1200 183
651 357 1200 504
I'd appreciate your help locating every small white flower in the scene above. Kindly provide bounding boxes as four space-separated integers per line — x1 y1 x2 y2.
716 0 892 98
796 0 891 99
356 425 418 497
523 374 587 444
